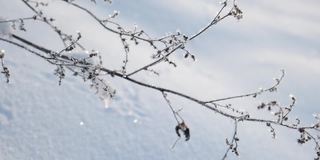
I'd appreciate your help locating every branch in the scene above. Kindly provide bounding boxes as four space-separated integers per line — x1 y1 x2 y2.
2 31 319 159
205 69 285 103
222 119 239 159
1 1 319 159
63 0 236 77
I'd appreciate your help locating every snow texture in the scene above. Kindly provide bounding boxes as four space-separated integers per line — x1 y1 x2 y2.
0 18 12 37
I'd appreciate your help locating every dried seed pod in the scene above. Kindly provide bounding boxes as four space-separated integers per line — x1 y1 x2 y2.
175 122 190 141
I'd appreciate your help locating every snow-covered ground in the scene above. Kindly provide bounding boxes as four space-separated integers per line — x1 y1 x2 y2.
0 0 319 159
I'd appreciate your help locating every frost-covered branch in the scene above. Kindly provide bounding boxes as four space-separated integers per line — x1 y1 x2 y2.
0 0 319 159
1 33 320 159
222 120 239 159
0 49 10 83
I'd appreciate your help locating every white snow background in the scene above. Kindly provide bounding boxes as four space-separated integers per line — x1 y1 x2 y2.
0 0 320 159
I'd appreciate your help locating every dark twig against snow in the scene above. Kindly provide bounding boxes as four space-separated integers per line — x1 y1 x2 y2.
0 0 319 159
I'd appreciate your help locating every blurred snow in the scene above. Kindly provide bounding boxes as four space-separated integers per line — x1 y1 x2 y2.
0 18 12 37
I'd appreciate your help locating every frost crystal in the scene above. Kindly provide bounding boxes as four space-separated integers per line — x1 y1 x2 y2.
66 50 115 107
0 49 5 58
67 51 100 66
91 78 116 108
258 87 264 92
109 10 120 18
313 113 320 128
313 113 320 120
289 94 296 100
104 0 112 4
